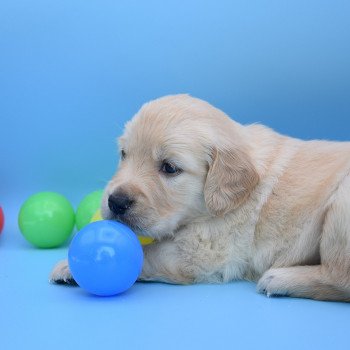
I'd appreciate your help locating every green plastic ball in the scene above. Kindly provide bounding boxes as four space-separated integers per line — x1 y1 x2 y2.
75 190 104 230
18 192 75 248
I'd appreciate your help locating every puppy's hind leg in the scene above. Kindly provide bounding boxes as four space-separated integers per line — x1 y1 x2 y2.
257 265 350 301
258 175 350 302
317 175 350 300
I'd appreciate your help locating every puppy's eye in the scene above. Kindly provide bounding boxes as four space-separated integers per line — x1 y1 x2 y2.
120 150 126 160
160 161 182 176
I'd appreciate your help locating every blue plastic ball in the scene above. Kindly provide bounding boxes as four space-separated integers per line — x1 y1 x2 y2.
68 220 143 296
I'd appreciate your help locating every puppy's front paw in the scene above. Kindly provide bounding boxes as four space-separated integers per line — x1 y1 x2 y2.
49 259 77 285
257 268 289 297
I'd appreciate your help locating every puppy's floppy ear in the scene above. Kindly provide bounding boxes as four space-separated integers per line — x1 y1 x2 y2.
204 146 259 216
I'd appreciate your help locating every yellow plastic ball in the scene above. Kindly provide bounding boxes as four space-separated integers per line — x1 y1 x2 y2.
90 210 154 245
90 210 103 223
138 235 155 246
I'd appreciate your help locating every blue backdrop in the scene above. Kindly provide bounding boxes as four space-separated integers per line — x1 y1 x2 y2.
1 0 350 201
1 1 350 350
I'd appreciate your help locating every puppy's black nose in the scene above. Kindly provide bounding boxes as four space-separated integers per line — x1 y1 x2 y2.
108 193 134 216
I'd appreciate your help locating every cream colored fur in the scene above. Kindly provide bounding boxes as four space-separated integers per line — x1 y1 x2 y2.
51 94 350 301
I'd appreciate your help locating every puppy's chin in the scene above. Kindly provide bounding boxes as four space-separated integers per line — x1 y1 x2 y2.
121 218 175 240
101 209 155 237
117 216 151 237
101 206 182 240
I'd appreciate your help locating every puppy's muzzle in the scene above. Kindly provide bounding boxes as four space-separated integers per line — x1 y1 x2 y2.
108 193 134 216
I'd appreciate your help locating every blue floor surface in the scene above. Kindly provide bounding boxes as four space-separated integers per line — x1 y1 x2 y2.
1 197 349 350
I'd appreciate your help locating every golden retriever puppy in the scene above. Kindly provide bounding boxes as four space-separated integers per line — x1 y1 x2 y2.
51 94 350 301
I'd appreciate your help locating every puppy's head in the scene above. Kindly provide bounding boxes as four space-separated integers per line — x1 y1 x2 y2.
102 95 259 239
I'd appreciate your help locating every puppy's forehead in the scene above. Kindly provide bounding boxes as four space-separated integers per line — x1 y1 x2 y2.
120 110 211 158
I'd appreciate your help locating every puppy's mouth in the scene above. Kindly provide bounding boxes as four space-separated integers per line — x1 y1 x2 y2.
106 211 151 237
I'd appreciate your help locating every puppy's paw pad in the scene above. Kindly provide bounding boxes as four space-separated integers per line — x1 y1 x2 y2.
49 260 76 285
54 278 78 286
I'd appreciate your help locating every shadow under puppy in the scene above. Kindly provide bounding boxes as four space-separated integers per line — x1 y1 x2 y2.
51 94 350 302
